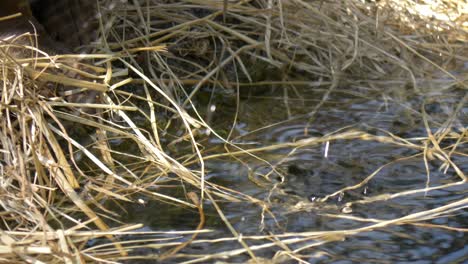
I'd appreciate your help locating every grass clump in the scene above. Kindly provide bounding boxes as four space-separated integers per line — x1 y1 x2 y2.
0 0 467 263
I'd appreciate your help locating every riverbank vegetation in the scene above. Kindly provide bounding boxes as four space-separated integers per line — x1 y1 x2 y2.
0 0 466 263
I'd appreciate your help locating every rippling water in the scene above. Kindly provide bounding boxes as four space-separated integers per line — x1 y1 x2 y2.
121 87 467 263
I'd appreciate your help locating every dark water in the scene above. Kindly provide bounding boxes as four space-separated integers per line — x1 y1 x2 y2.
118 86 467 263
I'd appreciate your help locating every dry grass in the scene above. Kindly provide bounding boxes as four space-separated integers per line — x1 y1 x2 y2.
0 0 467 263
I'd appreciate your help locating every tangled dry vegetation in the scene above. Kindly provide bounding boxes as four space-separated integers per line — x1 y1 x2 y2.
0 0 466 263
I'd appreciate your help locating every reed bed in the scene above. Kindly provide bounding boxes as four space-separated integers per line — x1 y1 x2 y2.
0 0 466 263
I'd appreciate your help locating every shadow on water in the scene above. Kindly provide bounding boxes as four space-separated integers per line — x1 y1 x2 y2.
117 86 466 263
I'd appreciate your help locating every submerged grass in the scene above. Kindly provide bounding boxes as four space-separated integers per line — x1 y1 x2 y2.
0 0 467 263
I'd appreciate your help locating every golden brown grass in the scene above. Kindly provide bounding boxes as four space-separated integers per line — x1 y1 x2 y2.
0 0 466 263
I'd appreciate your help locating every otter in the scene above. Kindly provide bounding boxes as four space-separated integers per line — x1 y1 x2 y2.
1 0 101 111
0 0 97 53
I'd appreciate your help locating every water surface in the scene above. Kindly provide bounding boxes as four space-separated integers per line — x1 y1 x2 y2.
121 86 467 263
